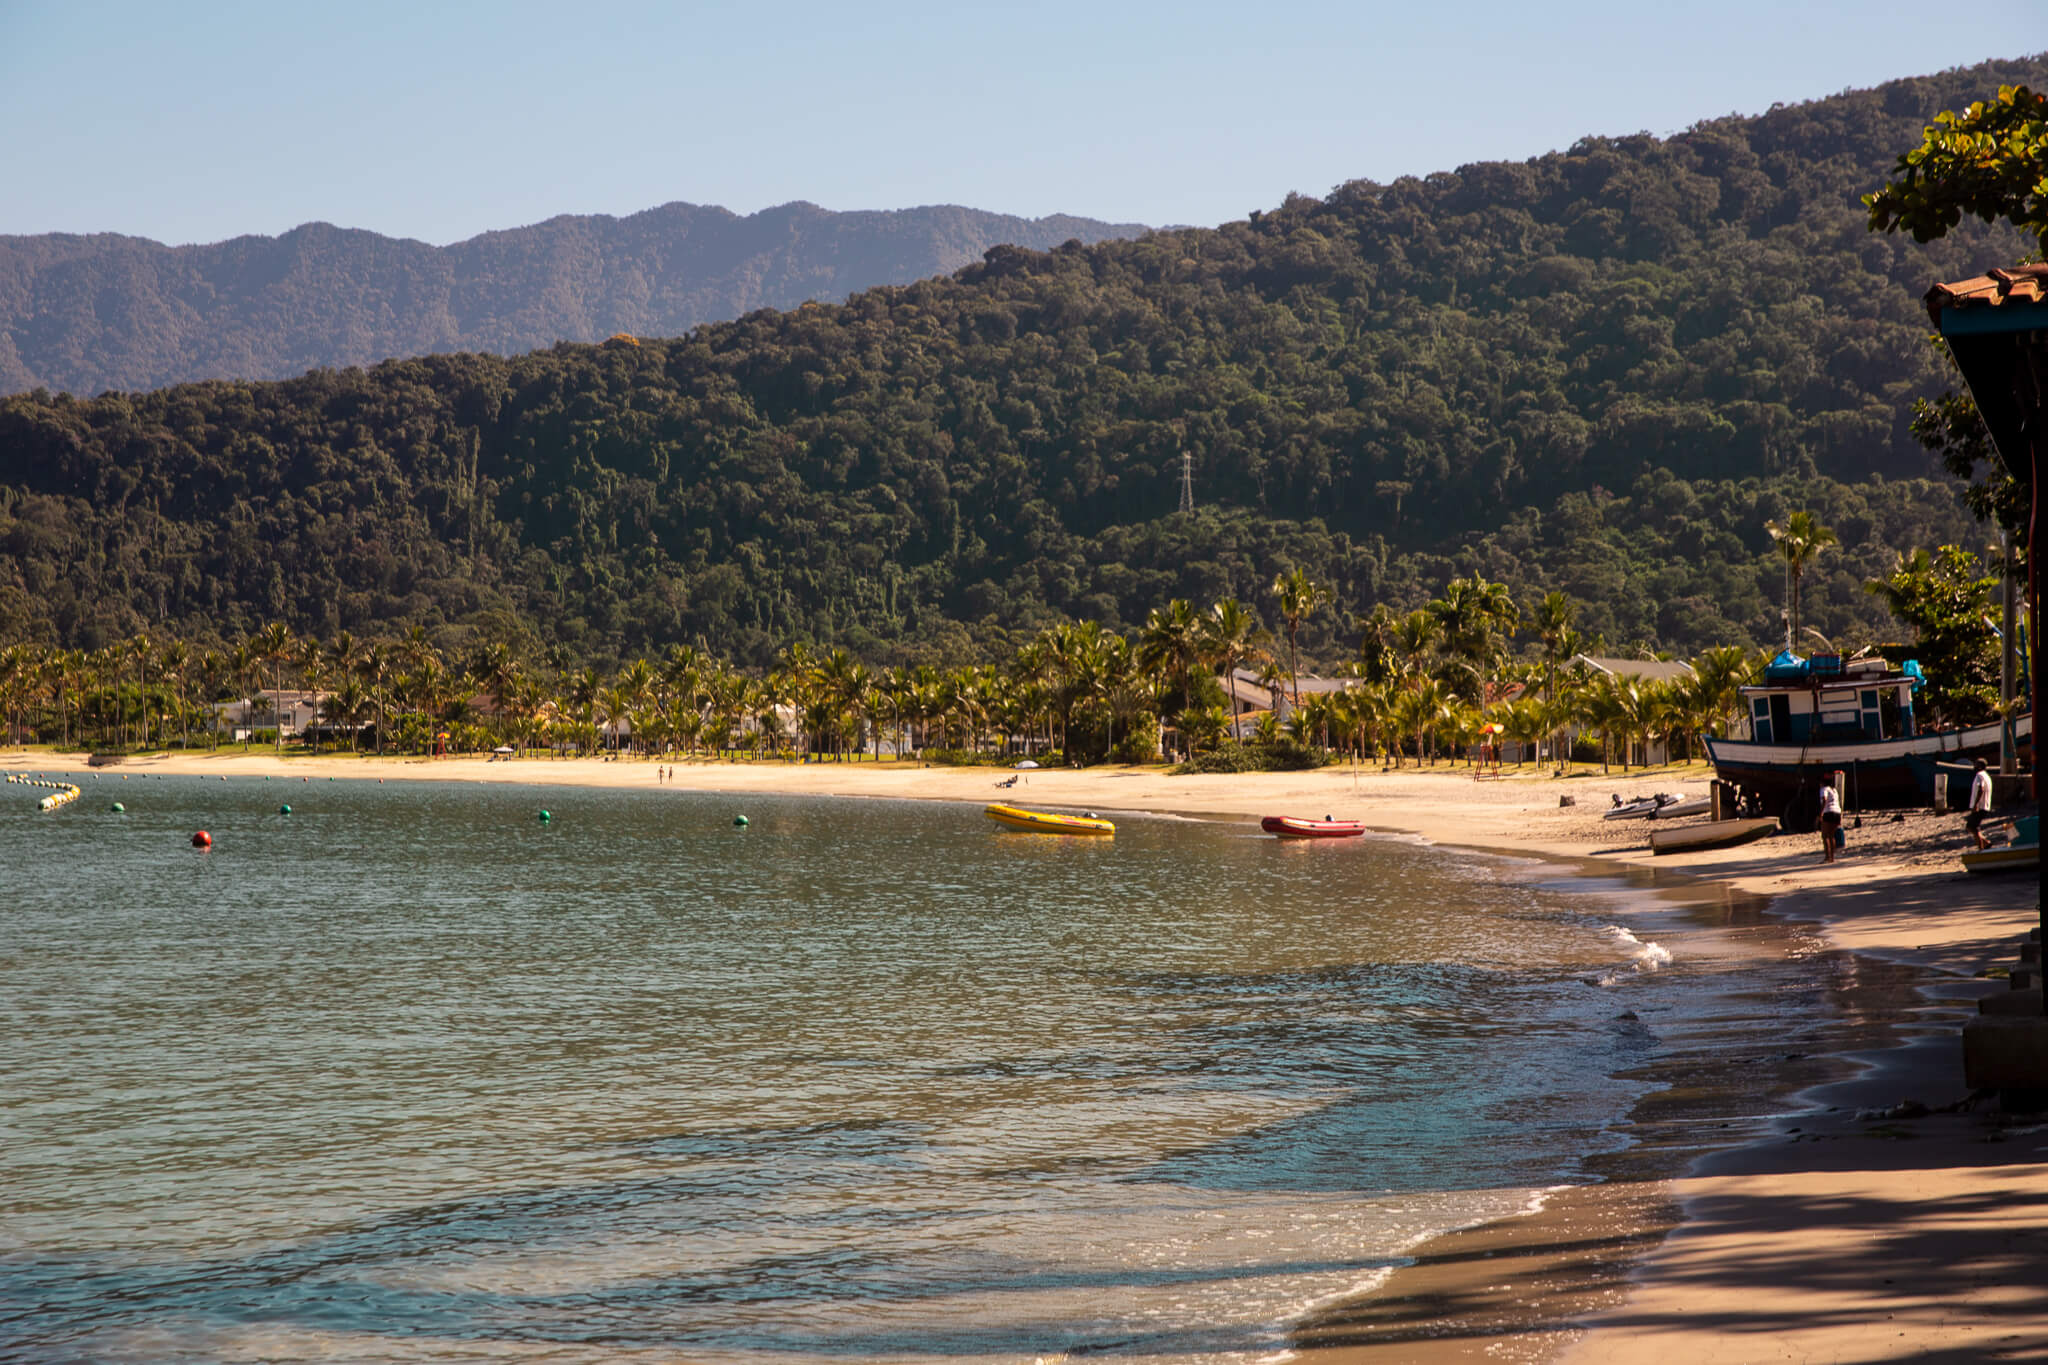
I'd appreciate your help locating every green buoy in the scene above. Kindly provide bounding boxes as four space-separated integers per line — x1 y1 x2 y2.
110 802 124 813
733 814 749 827
538 810 552 823
280 804 292 815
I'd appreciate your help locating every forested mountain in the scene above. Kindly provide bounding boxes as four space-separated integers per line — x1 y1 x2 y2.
0 202 1148 396
1 57 2038 668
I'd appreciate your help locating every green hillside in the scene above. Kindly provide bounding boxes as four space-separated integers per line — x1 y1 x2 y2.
2 57 2037 666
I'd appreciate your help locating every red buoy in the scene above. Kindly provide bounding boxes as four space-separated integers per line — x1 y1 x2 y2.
191 830 212 848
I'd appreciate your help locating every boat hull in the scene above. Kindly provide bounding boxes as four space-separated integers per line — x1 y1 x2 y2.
984 803 1115 836
1649 817 1780 855
1260 816 1366 839
1704 714 2029 831
1960 843 2040 875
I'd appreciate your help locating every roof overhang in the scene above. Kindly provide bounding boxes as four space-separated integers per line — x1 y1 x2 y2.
1925 265 2048 484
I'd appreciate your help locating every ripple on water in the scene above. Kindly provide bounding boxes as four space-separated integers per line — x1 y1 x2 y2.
2 782 1706 1363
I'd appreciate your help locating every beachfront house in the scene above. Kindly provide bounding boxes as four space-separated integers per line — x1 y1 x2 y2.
1566 654 1697 763
210 689 324 742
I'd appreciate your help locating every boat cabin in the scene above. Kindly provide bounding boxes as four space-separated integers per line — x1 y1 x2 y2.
1741 651 1917 746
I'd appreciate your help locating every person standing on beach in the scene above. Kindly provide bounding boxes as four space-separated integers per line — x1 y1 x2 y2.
1816 777 1842 863
1966 758 1993 849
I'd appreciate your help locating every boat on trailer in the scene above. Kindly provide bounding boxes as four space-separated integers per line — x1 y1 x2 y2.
984 803 1116 835
1260 815 1366 839
1702 650 2031 831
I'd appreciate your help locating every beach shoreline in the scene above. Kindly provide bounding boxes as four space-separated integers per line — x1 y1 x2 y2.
11 747 2044 1360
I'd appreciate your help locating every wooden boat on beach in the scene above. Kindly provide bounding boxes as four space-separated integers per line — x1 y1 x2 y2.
984 803 1115 835
1648 817 1779 855
1260 815 1366 839
1962 816 2039 874
1703 649 2031 830
1960 842 2039 874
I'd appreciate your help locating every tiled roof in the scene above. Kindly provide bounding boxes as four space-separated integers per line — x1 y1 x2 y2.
1924 264 2048 324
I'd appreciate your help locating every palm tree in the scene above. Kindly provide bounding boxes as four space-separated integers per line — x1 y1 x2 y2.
1765 511 1838 650
1271 568 1332 708
253 623 295 754
1392 609 1440 692
1200 600 1271 740
1392 679 1450 768
159 640 191 751
296 638 328 753
1426 576 1520 702
598 684 633 753
1499 696 1547 768
1138 598 1204 756
1689 645 1754 738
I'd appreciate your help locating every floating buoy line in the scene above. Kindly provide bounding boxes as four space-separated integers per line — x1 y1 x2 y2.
9 773 83 811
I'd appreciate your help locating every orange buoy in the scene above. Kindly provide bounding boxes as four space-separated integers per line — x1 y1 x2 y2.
191 830 213 848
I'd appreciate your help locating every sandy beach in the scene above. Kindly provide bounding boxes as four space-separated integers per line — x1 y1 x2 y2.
12 746 2044 1361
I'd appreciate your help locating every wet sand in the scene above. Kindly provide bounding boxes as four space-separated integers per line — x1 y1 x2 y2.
12 748 2044 1360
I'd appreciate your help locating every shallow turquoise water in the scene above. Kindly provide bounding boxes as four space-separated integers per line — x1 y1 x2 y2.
2 774 1697 1363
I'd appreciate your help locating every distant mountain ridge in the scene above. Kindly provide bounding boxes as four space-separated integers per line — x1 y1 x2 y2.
0 201 1150 395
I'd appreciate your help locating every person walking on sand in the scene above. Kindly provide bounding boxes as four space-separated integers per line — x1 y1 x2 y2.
1966 757 1993 850
1816 777 1842 863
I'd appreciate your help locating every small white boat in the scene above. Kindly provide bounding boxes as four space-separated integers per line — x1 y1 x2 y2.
1649 817 1779 855
1604 792 1686 821
1647 796 1710 820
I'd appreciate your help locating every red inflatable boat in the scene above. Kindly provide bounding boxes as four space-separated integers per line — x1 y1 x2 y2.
1260 815 1366 839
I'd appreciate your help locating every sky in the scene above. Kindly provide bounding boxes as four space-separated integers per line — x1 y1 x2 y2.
1 2 2041 246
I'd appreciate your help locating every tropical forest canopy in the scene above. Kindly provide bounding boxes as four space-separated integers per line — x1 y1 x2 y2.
1 56 2039 673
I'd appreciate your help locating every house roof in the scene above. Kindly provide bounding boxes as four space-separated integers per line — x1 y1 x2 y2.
1571 654 1695 684
1228 668 1352 695
1924 264 2048 323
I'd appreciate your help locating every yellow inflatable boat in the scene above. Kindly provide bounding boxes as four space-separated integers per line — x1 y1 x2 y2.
984 803 1116 835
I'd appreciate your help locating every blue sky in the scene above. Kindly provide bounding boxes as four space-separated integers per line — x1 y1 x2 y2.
1 2 2039 245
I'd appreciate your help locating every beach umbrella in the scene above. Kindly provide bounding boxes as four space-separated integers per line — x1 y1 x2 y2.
493 745 516 755
1013 760 1039 769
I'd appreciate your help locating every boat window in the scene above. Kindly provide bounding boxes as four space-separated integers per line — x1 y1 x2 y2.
1859 690 1878 710
1752 697 1771 718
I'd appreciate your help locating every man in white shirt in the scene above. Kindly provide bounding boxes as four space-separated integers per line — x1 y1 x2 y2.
1967 758 1994 850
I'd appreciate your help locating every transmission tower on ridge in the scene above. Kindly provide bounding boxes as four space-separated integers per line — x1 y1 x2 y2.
1177 449 1194 515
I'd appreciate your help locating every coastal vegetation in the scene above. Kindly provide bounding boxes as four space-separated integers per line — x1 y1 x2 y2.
1 59 2038 669
0 533 2005 771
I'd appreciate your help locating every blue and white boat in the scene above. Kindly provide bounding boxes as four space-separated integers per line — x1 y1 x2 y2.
1702 651 2031 830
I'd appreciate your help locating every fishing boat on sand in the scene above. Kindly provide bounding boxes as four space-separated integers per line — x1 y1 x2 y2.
1961 842 2041 874
984 804 1116 836
1648 816 1780 855
1260 815 1366 839
1703 650 2031 830
1961 816 2040 875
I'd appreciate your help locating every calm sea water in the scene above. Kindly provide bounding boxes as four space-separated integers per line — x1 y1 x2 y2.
4 774 1718 1363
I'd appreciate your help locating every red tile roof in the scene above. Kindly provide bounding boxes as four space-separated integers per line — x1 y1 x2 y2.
1924 264 2048 325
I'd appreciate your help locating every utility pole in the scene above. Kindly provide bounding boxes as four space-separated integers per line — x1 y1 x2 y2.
1178 449 1194 515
